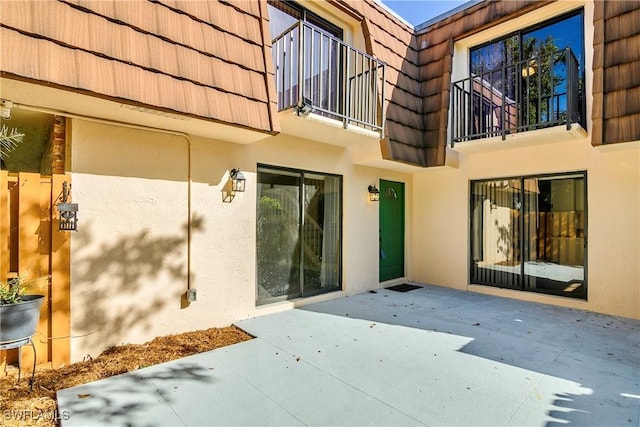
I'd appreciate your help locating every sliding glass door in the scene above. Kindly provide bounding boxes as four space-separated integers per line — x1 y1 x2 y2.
257 166 342 305
522 174 586 298
471 172 586 299
470 179 523 290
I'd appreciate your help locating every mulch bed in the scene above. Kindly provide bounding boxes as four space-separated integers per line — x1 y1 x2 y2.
0 326 252 426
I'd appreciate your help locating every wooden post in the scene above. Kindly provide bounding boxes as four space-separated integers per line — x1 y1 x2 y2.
50 174 71 367
1 116 71 372
0 170 8 373
0 170 7 282
52 116 66 175
18 173 50 369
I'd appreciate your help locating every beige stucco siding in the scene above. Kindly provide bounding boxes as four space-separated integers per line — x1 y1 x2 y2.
70 121 191 357
586 143 640 317
412 138 640 320
69 119 411 359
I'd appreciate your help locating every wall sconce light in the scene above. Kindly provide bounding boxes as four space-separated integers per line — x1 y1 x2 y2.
223 168 246 203
297 97 313 117
368 185 380 202
1 99 13 120
230 168 246 193
57 181 79 231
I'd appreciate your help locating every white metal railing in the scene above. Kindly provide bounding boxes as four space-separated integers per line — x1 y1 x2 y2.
272 21 386 133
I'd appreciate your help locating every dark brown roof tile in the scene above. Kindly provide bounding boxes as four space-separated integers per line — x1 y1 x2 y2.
604 61 640 92
604 34 640 67
603 113 640 144
603 0 640 18
604 9 640 43
604 87 640 118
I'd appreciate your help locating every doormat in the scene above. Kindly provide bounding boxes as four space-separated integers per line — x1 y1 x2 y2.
385 284 422 292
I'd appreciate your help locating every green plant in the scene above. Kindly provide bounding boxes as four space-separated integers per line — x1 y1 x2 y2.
0 124 25 159
0 274 48 304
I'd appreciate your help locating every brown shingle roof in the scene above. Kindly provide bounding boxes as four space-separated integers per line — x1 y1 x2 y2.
593 1 640 145
349 0 425 165
0 0 276 133
3 0 638 157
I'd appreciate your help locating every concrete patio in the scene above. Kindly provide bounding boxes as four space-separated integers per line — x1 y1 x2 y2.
58 284 640 426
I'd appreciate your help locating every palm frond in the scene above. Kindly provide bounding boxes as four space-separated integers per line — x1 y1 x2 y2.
0 124 25 159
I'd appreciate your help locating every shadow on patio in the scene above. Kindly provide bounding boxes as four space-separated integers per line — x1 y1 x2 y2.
299 284 640 426
57 361 215 426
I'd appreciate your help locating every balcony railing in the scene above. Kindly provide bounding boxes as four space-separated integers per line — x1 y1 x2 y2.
272 21 386 134
450 48 580 146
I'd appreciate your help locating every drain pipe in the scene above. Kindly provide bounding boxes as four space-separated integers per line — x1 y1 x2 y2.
13 103 195 300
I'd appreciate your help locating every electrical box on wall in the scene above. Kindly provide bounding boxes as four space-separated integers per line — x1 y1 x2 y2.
186 288 197 302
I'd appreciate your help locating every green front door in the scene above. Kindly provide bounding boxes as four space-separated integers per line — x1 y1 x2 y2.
379 180 405 282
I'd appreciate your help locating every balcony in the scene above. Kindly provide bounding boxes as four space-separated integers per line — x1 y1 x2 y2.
450 48 581 147
272 21 386 135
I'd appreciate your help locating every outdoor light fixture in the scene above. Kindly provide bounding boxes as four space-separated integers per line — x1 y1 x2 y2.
223 168 246 203
522 59 537 78
57 181 79 231
368 185 380 202
297 97 313 117
230 168 246 193
1 100 12 120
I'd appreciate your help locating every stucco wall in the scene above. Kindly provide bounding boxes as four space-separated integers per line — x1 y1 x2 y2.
412 138 640 320
411 0 639 320
70 119 412 360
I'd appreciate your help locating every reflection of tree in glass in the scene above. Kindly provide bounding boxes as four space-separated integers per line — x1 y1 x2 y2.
257 195 292 297
520 35 566 127
495 211 521 266
470 33 577 134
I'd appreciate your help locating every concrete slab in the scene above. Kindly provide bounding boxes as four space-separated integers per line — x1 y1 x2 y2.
276 376 394 426
58 284 640 426
394 374 523 426
56 369 187 427
370 409 426 427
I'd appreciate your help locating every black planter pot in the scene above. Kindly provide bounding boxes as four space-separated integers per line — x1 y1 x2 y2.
0 295 44 344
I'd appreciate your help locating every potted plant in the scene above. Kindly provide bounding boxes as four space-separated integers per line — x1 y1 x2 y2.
0 275 47 344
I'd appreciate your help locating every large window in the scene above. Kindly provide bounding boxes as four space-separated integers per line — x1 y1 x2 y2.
256 165 342 305
470 172 586 300
452 10 585 143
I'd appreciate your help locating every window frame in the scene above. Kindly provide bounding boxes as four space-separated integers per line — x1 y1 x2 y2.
470 9 584 72
256 163 344 305
267 0 343 40
468 9 586 129
469 170 588 300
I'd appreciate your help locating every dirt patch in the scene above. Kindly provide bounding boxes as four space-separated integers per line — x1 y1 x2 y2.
0 326 252 426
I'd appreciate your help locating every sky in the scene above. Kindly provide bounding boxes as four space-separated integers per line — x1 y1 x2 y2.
380 0 470 27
